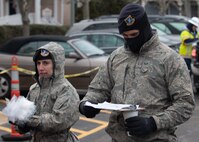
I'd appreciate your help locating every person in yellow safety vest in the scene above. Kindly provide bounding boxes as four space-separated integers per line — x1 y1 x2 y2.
179 17 199 71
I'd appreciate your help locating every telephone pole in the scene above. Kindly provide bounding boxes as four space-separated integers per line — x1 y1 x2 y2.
184 0 191 17
70 0 75 26
82 0 90 19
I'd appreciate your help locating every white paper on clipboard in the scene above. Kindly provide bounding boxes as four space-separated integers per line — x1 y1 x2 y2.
85 101 142 111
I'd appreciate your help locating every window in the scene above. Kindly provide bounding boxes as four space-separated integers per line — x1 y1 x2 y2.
89 34 124 48
71 40 104 56
88 35 101 47
56 42 75 57
169 22 187 32
37 41 52 47
17 41 76 58
17 42 38 56
84 23 118 31
152 23 172 34
116 37 125 47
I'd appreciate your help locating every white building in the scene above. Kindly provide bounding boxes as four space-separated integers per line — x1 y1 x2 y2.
144 0 199 17
0 0 72 26
0 0 198 26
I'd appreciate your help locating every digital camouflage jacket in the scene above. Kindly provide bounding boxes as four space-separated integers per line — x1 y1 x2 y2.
27 42 80 142
82 33 195 142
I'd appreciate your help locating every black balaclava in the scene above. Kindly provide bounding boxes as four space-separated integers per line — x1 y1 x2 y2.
118 3 153 53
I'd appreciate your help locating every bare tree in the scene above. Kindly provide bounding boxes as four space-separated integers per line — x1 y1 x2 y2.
16 0 32 36
156 0 174 15
79 0 91 19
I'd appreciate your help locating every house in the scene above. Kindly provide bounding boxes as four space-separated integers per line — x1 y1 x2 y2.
0 0 72 26
144 0 199 17
0 0 198 26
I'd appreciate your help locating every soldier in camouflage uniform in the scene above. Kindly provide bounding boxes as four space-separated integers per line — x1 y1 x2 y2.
79 3 195 142
16 42 80 142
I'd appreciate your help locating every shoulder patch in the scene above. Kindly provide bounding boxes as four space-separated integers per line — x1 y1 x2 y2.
124 15 135 26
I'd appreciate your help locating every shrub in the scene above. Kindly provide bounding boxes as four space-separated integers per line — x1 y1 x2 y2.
0 25 68 45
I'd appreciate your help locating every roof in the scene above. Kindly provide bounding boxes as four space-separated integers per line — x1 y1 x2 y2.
148 15 190 22
66 19 118 36
0 35 70 54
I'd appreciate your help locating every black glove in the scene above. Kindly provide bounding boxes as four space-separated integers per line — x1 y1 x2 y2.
9 121 31 134
125 116 157 136
79 101 100 118
26 116 41 129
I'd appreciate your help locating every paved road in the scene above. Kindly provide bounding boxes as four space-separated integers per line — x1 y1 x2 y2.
0 94 199 142
175 94 199 142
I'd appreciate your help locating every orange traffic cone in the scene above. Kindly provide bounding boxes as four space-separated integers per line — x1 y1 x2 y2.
1 56 32 141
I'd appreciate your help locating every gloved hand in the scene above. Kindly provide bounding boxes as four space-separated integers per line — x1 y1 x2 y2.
9 121 31 134
125 116 157 136
79 101 100 118
26 116 40 129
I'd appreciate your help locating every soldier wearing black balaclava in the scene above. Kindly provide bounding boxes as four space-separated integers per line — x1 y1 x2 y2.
118 4 153 53
79 3 194 142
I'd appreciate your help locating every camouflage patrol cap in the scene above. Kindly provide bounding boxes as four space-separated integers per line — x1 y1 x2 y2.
33 48 53 62
118 3 149 34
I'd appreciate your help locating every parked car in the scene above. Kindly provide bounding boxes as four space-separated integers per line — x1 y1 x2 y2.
67 24 180 54
67 31 124 54
151 25 180 52
148 15 189 35
191 42 199 93
66 19 118 36
0 35 108 98
67 15 189 35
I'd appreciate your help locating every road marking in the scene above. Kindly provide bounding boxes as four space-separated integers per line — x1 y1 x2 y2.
0 102 110 140
77 123 107 139
77 117 108 139
71 128 87 133
80 117 108 125
100 110 111 114
0 126 11 132
0 116 108 139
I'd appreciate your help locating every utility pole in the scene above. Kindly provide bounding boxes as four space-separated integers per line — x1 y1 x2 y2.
61 0 64 25
82 0 90 19
184 0 191 17
0 0 4 17
70 0 75 26
177 0 183 16
197 0 199 17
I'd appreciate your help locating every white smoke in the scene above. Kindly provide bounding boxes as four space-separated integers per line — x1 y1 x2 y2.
2 96 36 123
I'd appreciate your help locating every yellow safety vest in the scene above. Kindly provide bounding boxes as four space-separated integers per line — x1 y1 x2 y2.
179 30 199 58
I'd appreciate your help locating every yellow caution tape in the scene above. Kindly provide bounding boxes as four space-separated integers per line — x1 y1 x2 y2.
0 68 11 75
16 67 35 75
64 67 99 78
0 66 99 78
